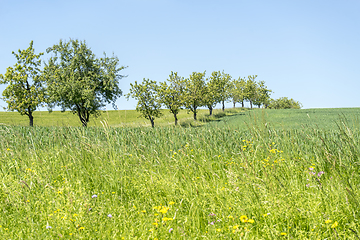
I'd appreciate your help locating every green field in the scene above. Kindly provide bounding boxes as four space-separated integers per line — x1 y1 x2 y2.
1 108 360 239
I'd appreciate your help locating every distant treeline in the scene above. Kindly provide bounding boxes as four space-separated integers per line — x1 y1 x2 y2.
127 72 302 127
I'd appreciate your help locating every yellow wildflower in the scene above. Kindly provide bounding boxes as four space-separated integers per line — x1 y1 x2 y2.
169 201 175 205
159 206 169 214
331 221 338 228
325 219 332 224
247 219 254 223
240 215 248 223
280 232 287 236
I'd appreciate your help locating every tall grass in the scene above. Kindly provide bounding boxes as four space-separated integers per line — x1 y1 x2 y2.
0 111 359 239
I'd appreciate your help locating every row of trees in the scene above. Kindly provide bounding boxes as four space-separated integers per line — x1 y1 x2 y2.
0 39 302 127
126 71 301 127
0 40 126 127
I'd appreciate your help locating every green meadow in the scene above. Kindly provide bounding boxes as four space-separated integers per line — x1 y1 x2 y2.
1 108 360 239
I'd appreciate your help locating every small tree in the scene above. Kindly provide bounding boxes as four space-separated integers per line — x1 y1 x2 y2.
126 78 162 127
253 80 272 108
230 77 246 108
158 72 185 126
183 71 206 120
203 71 221 116
219 71 232 111
244 75 258 109
0 41 45 127
43 39 126 127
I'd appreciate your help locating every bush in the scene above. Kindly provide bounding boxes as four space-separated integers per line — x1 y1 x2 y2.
268 97 302 109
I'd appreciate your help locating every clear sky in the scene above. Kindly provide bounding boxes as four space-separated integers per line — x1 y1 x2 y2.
1 0 359 110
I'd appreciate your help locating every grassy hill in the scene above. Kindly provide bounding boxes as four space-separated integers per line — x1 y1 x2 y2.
1 107 359 130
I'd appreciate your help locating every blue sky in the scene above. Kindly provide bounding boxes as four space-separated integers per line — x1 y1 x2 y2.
1 0 359 110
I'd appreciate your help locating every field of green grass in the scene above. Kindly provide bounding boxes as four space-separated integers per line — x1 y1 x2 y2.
1 108 360 239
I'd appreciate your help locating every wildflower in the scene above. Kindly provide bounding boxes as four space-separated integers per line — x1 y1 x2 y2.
46 226 52 229
263 213 270 217
306 184 310 187
169 228 173 233
162 217 173 221
217 219 222 222
141 210 146 213
280 232 287 236
309 167 314 171
108 214 112 218
216 228 222 232
228 215 234 219
89 208 92 211
152 222 158 226
317 171 324 177
159 206 169 214
309 172 316 176
240 215 248 223
331 221 338 228
79 227 85 230
208 221 215 225
112 192 115 194
325 219 332 224
169 201 175 205
92 194 98 198
247 219 255 223
233 225 240 229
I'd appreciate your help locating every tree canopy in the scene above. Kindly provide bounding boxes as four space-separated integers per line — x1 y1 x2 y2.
43 39 126 127
0 41 45 126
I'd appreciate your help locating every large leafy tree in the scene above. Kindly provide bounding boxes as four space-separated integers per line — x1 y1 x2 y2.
183 71 206 120
43 39 126 127
126 78 162 127
158 72 185 126
0 41 45 127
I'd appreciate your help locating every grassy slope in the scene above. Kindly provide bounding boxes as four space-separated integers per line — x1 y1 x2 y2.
0 108 360 239
1 107 359 129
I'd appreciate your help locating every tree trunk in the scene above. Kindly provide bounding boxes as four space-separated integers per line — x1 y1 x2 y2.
222 100 225 111
258 105 261 108
150 118 155 128
209 106 213 116
241 101 244 108
250 101 253 109
76 104 88 127
28 111 34 127
233 101 236 108
173 113 178 126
